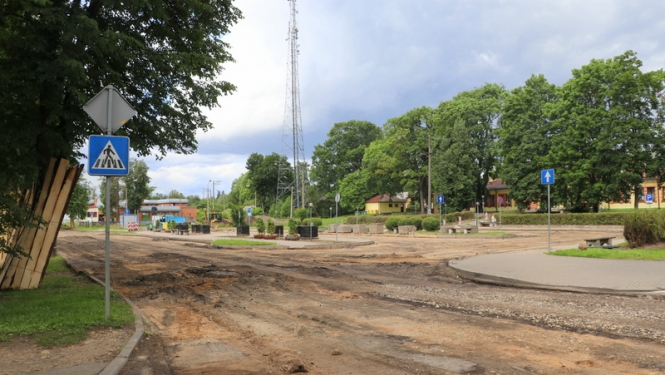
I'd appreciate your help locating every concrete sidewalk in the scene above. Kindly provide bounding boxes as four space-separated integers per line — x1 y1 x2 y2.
449 248 665 294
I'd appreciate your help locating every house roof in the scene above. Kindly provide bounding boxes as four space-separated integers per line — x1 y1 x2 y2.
365 194 407 203
486 178 509 190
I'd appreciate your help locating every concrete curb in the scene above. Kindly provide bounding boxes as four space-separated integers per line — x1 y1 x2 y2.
61 255 145 375
449 264 665 296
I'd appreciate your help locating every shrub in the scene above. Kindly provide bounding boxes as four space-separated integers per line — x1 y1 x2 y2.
301 217 323 227
398 216 422 229
623 210 665 248
266 219 276 235
288 218 298 235
294 208 308 221
252 207 264 216
255 218 265 234
385 216 401 231
500 212 631 226
422 217 440 231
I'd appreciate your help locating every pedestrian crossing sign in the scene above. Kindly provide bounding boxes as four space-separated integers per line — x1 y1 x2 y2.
88 135 130 176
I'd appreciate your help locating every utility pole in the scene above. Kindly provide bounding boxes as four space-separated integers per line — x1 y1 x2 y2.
211 180 220 218
427 134 443 215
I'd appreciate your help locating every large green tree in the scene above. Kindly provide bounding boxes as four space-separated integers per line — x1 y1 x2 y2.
245 152 292 213
66 177 92 227
310 120 382 196
432 84 506 210
361 107 433 212
0 0 241 256
499 75 558 210
547 51 665 212
99 177 120 222
122 159 153 213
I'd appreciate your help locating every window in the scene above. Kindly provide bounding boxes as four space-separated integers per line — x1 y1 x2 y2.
388 204 393 207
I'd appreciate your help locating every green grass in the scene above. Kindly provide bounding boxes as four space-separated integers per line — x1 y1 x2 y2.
549 248 665 260
0 256 134 346
321 215 353 227
212 239 277 246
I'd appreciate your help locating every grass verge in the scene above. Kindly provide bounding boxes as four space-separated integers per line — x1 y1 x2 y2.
212 239 277 246
548 248 665 261
0 256 134 346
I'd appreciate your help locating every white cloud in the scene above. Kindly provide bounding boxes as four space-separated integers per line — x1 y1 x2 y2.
82 0 665 198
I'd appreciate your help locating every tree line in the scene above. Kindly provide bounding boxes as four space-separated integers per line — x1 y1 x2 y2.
239 51 665 215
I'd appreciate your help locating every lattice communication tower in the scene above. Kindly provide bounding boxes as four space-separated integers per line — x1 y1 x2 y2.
277 0 306 210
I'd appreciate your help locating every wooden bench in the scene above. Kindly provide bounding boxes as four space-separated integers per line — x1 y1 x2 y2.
444 226 475 234
584 236 615 247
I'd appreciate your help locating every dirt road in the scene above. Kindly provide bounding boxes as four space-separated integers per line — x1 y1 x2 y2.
55 230 664 375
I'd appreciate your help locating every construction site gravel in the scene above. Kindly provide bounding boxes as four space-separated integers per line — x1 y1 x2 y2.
36 230 665 374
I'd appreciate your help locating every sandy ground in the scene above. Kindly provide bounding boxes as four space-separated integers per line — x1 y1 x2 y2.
2 228 665 375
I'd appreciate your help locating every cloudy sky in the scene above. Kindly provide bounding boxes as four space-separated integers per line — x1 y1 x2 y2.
86 0 665 198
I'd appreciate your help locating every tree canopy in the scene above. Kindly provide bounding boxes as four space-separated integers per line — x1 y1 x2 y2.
310 120 382 196
0 0 241 254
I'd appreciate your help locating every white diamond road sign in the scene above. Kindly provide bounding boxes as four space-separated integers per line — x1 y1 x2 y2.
541 169 555 185
88 135 129 176
437 195 444 204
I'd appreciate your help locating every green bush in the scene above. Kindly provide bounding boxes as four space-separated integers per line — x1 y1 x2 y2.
397 216 422 229
288 218 298 235
385 216 401 231
266 219 276 235
294 208 308 221
255 218 265 233
252 207 264 216
301 217 323 227
422 217 440 231
499 212 630 226
623 210 665 248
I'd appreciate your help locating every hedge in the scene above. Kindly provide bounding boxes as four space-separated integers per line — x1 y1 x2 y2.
301 217 323 227
356 211 475 225
422 217 440 231
499 212 629 226
623 210 665 248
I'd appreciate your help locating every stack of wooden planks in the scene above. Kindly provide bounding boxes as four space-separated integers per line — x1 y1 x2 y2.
0 158 83 290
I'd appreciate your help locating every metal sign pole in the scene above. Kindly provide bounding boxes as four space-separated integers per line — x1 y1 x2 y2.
104 86 113 321
439 203 442 231
548 184 551 252
335 193 340 242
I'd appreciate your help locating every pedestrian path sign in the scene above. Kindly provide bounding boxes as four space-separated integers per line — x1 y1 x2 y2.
88 135 129 176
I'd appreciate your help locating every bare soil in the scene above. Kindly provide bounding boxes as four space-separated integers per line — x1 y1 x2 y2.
4 229 665 375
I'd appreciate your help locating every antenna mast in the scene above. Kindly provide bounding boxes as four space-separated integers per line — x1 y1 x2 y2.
277 0 306 211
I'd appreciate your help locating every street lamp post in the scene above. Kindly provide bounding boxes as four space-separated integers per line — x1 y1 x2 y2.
206 180 211 223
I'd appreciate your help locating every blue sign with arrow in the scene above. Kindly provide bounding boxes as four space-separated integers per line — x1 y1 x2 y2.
437 195 444 204
88 135 129 176
541 169 555 185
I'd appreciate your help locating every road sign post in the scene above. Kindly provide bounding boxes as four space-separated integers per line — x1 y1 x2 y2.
437 195 444 231
498 196 503 230
83 85 136 321
541 169 555 252
646 194 653 207
335 193 340 242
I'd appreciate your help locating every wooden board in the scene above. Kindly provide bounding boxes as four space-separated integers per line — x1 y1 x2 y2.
26 165 82 288
8 159 68 289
